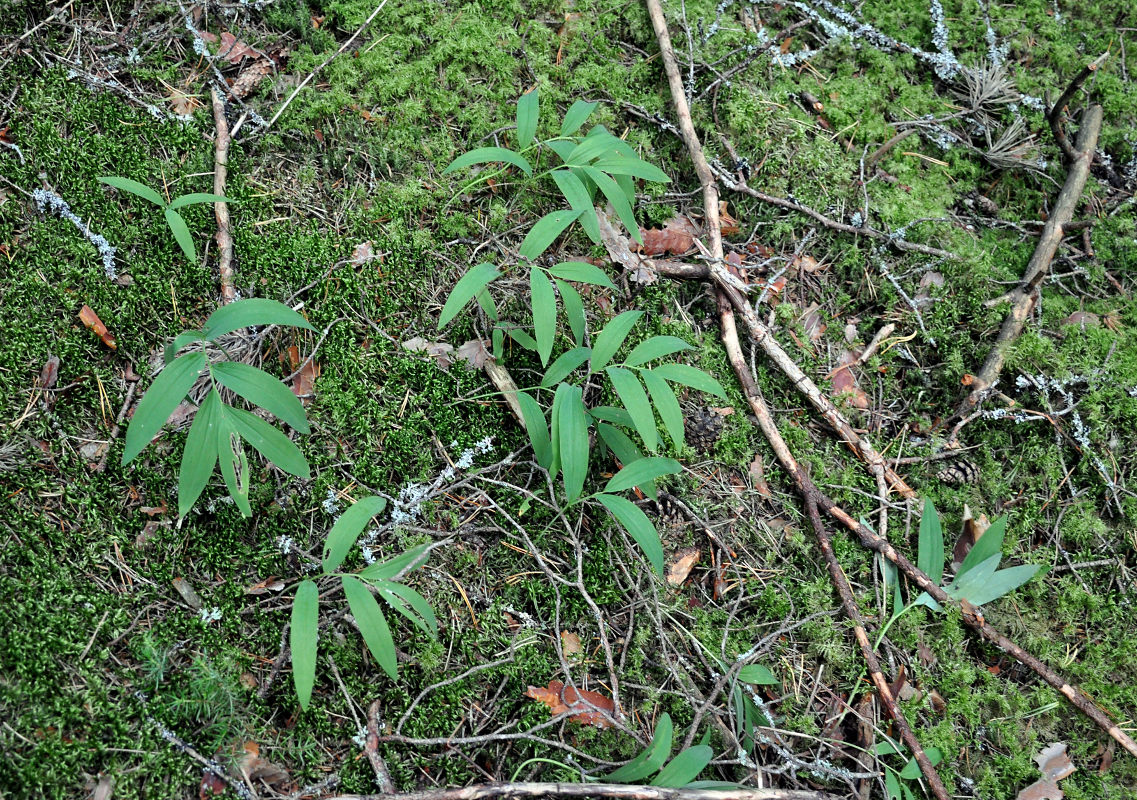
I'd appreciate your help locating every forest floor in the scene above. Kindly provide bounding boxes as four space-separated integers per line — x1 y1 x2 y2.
1 1 1137 799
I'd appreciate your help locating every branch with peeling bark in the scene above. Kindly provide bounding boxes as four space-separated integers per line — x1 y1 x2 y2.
211 87 236 305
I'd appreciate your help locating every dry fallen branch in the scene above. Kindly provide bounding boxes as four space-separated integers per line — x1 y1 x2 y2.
211 88 236 305
331 783 836 800
958 104 1103 415
1048 52 1109 164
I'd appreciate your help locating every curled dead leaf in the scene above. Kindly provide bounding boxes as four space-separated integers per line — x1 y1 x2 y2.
404 336 454 370
284 345 319 404
456 339 491 369
560 631 582 656
635 215 700 256
952 504 990 570
830 349 868 409
525 679 614 728
666 547 700 587
748 453 772 497
1015 742 1075 800
718 201 740 236
79 305 116 350
245 577 285 595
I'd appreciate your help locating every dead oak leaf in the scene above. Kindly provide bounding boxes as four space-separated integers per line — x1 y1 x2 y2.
636 214 700 256
526 679 614 728
1016 741 1076 800
403 336 454 370
666 547 700 587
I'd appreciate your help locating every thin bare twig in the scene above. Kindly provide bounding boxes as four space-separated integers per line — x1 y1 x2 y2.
331 783 835 800
366 700 397 793
211 88 236 305
1048 52 1109 163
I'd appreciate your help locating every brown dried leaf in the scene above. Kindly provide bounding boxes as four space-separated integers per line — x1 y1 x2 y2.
952 504 990 570
167 87 202 116
171 577 203 611
598 206 657 285
666 547 701 587
351 240 376 264
217 32 265 63
79 305 116 350
404 336 454 370
1035 743 1076 782
636 215 700 256
748 453 772 497
791 254 825 274
1061 311 1100 328
560 631 582 656
830 349 868 409
525 680 614 728
718 201 740 236
237 741 294 792
456 339 491 369
199 770 227 799
285 345 320 404
245 577 285 595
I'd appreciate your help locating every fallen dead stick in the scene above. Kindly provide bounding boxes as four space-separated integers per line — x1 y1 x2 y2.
332 784 835 800
1048 53 1109 164
958 103 1103 415
211 88 236 305
641 0 914 501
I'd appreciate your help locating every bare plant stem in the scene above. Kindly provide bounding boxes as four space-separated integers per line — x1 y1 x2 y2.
211 88 236 305
331 783 835 800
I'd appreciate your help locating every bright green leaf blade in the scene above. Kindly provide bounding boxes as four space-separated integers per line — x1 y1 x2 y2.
167 192 231 210
641 370 685 450
958 515 1008 576
565 130 621 166
899 748 943 780
377 581 438 636
226 406 310 478
957 564 1041 606
547 138 577 163
555 280 586 346
551 170 601 243
590 310 643 373
98 176 164 206
508 328 538 351
530 268 557 366
918 497 945 585
555 384 589 503
542 347 592 388
164 331 205 365
649 363 728 399
590 405 635 428
650 745 713 787
592 156 671 183
359 542 432 582
597 423 642 465
342 576 398 680
624 336 692 367
164 208 196 263
547 260 615 288
737 664 779 685
614 173 635 206
874 741 903 757
322 495 387 572
605 457 681 494
212 360 310 433
516 390 552 469
475 285 499 322
607 366 658 452
519 208 583 261
885 769 901 800
177 389 221 518
596 493 663 576
605 713 673 783
215 411 252 515
516 88 539 148
582 166 641 245
122 351 207 464
439 263 500 328
202 298 316 340
443 146 533 176
560 99 598 137
290 580 319 709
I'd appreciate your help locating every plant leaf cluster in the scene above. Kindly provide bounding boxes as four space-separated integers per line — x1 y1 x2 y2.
98 176 229 263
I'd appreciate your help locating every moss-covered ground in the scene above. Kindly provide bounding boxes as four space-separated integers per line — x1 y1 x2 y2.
1 0 1136 798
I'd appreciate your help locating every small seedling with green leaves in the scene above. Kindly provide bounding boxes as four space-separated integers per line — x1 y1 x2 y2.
290 496 438 710
98 175 230 263
122 298 314 517
875 739 945 800
441 91 726 576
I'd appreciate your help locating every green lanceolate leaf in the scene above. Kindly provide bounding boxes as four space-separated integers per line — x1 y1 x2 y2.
651 745 713 788
560 99 598 137
899 748 943 780
555 279 586 345
546 138 577 163
948 557 1039 606
359 542 432 582
596 493 663 576
226 406 310 479
565 129 622 166
167 192 231 210
605 713 673 783
98 176 165 206
604 457 681 494
589 405 635 428
596 423 652 497
641 369 685 450
516 390 552 469
624 336 691 367
323 495 387 572
542 347 592 388
211 360 310 433
519 208 583 261
201 298 315 340
122 351 207 464
342 575 398 680
581 166 642 245
216 415 252 516
547 260 615 288
592 156 671 183
439 263 500 328
516 87 539 148
648 363 727 399
607 366 658 452
555 383 589 503
375 580 438 636
551 170 601 242
508 327 538 351
178 389 222 517
918 497 944 585
290 579 319 709
590 310 644 372
530 268 557 366
443 146 533 176
737 664 778 685
957 515 1008 576
164 208 197 263
163 331 205 365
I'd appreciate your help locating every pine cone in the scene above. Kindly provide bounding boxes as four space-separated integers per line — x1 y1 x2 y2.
686 407 726 453
936 459 980 485
651 493 684 527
